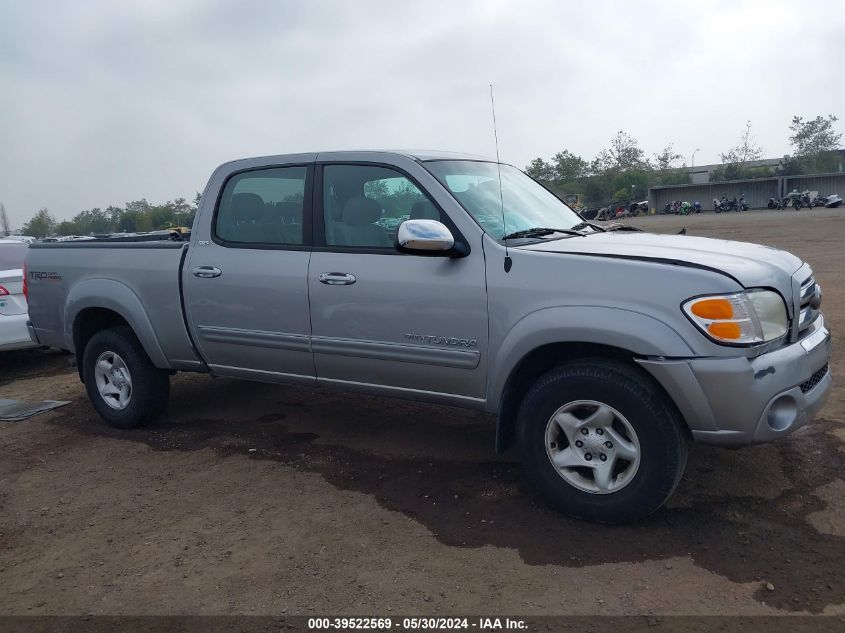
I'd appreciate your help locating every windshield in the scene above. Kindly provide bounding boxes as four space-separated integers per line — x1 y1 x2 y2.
424 160 583 239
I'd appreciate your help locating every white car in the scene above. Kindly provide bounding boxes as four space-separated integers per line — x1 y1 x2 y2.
0 241 38 351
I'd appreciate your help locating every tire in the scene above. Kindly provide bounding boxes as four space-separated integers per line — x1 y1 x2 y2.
517 358 688 523
82 326 170 429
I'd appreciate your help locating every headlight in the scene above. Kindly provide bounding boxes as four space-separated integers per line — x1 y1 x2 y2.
682 290 788 345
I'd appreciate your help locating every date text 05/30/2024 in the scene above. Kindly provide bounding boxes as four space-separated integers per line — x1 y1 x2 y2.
307 617 527 630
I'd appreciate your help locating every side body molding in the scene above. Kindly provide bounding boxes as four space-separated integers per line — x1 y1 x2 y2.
64 278 170 369
486 305 696 412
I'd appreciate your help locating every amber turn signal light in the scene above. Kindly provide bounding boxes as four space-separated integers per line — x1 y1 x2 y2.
707 321 742 339
690 298 734 320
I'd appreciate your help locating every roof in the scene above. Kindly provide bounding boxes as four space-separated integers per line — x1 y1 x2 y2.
384 149 496 162
218 149 498 172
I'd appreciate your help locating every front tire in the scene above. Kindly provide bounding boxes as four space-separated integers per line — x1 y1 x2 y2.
82 326 170 429
517 359 688 523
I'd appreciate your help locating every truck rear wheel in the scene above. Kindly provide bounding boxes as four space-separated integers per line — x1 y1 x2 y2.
82 326 170 429
517 358 687 523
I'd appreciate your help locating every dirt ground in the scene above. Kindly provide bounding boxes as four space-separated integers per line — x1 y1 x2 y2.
1 208 843 617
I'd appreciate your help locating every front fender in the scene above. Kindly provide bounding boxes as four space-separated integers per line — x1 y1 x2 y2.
65 278 170 369
486 305 694 412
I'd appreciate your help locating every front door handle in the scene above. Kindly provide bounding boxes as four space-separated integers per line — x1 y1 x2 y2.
192 266 222 278
318 272 357 286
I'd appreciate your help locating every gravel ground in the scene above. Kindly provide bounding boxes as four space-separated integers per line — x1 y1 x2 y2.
0 207 843 616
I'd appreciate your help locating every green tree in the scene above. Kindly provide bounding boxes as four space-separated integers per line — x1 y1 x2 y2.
788 115 842 173
653 144 684 171
711 120 769 181
550 150 589 182
22 208 56 238
652 144 690 186
525 158 555 182
610 170 650 202
106 205 124 229
722 120 764 164
55 220 79 236
789 114 842 155
148 204 177 229
777 154 804 176
594 131 651 173
657 170 692 186
72 207 111 234
119 200 153 233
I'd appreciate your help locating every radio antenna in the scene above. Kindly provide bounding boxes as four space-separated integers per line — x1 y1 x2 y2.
490 84 511 273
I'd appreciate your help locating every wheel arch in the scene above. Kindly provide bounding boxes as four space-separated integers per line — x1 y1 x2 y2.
67 279 170 380
489 306 694 453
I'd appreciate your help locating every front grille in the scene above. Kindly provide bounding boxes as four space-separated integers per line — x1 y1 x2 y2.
800 363 829 393
797 275 820 335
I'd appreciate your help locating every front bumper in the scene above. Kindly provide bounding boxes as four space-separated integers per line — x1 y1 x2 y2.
638 315 832 447
0 313 40 352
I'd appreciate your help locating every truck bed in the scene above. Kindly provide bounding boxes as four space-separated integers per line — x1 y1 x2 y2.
26 241 202 371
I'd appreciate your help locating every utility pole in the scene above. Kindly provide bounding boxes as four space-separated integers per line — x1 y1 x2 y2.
691 148 700 182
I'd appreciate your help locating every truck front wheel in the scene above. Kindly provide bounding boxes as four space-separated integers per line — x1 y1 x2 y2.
82 326 170 429
517 359 687 523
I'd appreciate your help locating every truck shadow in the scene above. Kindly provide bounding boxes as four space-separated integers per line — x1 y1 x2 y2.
0 348 72 386
52 375 844 613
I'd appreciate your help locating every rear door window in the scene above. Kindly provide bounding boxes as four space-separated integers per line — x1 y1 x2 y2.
215 166 308 245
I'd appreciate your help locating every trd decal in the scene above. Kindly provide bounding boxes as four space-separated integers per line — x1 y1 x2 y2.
29 271 62 281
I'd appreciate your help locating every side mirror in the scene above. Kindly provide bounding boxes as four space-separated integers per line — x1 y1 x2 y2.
395 219 465 257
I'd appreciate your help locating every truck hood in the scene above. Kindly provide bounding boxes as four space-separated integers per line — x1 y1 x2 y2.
518 231 804 290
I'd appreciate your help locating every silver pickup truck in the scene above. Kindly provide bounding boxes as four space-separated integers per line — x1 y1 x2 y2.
25 151 832 522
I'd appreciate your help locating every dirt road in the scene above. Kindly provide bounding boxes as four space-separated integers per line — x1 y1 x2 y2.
1 208 843 616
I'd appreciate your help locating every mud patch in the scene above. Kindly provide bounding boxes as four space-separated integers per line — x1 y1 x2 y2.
46 403 845 613
806 479 845 537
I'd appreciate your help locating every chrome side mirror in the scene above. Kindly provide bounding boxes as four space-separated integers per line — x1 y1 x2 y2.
395 219 455 255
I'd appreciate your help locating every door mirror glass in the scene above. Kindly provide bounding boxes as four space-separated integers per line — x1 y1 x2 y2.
396 220 455 255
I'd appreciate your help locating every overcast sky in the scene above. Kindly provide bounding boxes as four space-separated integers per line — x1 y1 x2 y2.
1 0 843 227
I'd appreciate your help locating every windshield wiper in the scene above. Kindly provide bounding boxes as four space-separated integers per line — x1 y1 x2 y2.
502 227 586 240
570 221 606 233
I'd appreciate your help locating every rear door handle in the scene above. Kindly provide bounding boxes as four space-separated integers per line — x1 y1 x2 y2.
318 272 356 286
192 266 222 278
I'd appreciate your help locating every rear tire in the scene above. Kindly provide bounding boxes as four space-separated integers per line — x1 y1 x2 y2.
517 359 688 523
82 326 170 429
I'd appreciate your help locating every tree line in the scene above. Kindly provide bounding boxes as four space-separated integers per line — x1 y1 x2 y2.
12 194 201 239
525 114 842 207
4 114 841 236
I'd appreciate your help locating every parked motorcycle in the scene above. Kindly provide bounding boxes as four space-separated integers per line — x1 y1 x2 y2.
786 190 813 210
738 195 749 211
800 191 813 208
810 192 828 208
767 197 784 210
714 196 735 213
693 201 702 213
